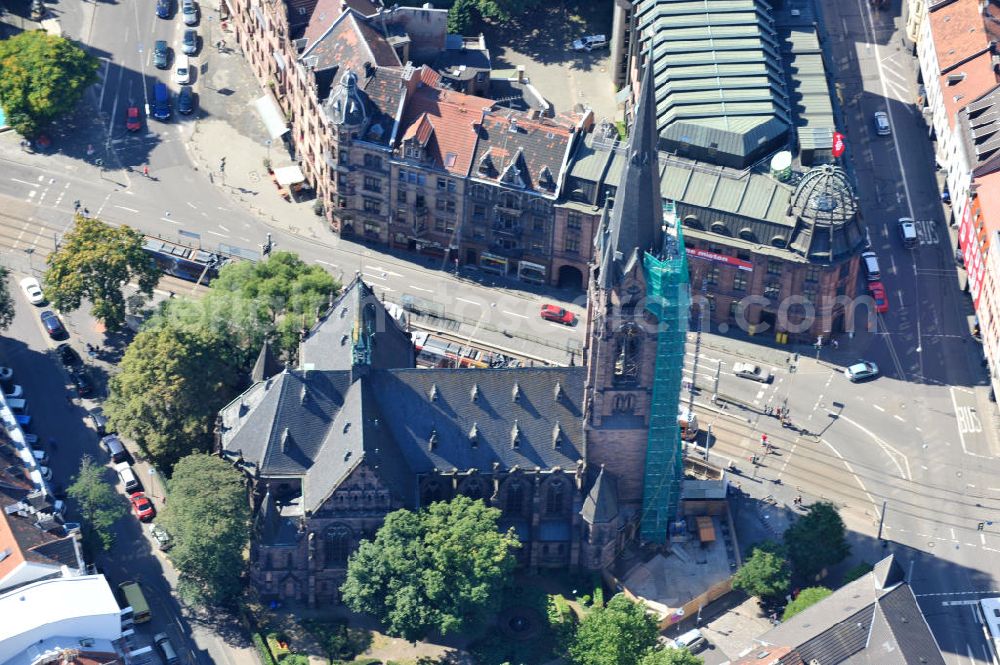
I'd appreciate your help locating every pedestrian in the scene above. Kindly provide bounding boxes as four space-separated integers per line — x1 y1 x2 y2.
832 339 839 350
142 165 149 177
761 433 768 446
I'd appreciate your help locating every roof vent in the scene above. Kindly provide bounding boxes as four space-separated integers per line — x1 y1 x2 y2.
511 419 521 448
553 381 563 400
429 428 439 450
0 549 10 563
344 450 351 462
552 421 563 448
343 422 351 434
281 427 291 452
471 383 480 402
429 383 439 401
512 382 521 402
948 72 966 85
301 383 308 403
468 422 479 446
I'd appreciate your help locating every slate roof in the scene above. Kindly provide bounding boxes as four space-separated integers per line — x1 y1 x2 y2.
300 276 414 371
398 83 496 177
960 82 1000 177
358 66 408 147
252 341 283 383
468 112 574 198
301 0 377 47
752 555 946 665
0 487 79 586
580 467 618 524
303 10 400 78
633 0 792 169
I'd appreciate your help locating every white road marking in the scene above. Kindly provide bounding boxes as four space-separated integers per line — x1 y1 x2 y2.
894 414 905 422
160 217 180 225
207 231 226 237
218 224 230 232
186 202 197 209
834 412 911 480
365 265 401 277
410 286 433 293
873 404 885 412
114 205 139 213
314 259 335 266
503 310 529 319
363 272 387 281
455 297 480 306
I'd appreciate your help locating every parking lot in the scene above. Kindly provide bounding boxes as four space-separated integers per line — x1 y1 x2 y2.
482 2 619 123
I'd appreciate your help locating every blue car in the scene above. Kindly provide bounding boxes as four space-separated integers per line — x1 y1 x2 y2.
40 310 66 339
156 0 170 18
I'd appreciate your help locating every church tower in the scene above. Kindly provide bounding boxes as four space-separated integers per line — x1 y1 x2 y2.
583 53 690 544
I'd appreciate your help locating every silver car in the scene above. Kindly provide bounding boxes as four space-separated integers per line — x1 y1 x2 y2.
733 361 772 383
181 0 198 25
845 360 879 382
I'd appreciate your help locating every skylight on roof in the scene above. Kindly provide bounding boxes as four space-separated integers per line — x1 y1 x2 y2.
445 152 457 168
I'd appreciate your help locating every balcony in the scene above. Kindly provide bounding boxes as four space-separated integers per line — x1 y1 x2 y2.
494 202 522 216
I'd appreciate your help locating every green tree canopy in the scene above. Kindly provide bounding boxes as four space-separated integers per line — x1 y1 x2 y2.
567 595 659 665
341 496 519 642
0 266 15 330
732 541 791 600
161 453 250 606
783 502 850 582
447 0 541 33
104 321 244 470
782 586 832 621
68 455 127 551
156 250 340 360
639 648 704 665
841 562 873 585
43 216 160 331
0 31 99 137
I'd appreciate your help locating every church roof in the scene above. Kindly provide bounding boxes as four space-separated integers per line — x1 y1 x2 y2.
580 467 618 524
598 54 665 288
251 341 283 383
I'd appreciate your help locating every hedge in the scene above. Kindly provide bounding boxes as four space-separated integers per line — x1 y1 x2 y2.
252 633 277 665
266 633 291 661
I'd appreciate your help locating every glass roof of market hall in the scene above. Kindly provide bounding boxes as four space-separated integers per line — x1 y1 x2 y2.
634 0 792 170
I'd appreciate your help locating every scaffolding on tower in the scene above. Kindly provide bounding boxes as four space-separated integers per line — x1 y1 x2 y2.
639 199 690 543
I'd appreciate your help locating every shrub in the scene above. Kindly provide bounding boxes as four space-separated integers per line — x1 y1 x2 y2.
265 633 291 661
282 656 311 665
253 633 277 665
593 584 605 608
351 658 383 665
842 562 873 585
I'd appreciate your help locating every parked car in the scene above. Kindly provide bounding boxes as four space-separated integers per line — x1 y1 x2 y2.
861 251 881 281
130 492 156 521
845 360 879 382
152 82 171 121
69 368 93 397
19 277 44 305
540 304 577 325
56 343 81 367
149 523 173 551
154 632 180 665
181 0 198 25
153 40 170 69
40 310 66 339
177 85 195 114
173 54 191 84
181 28 198 54
0 367 12 383
873 111 891 136
572 34 607 51
156 0 170 18
88 407 110 435
32 449 49 467
897 217 918 248
39 466 52 481
3 384 22 399
733 362 771 383
126 105 142 132
867 281 889 314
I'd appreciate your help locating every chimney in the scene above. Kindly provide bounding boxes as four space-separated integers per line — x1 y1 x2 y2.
516 65 525 84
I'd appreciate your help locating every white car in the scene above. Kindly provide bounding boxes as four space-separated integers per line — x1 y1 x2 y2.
572 34 608 51
19 277 44 305
733 362 772 383
174 60 191 84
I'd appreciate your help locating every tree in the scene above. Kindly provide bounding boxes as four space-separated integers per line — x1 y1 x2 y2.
0 265 15 330
68 455 127 551
841 561 873 585
783 502 850 582
567 595 659 665
782 586 833 621
732 541 791 601
341 496 519 642
158 250 340 359
43 216 160 331
639 648 704 665
104 321 244 470
0 31 99 137
161 453 250 606
447 0 541 33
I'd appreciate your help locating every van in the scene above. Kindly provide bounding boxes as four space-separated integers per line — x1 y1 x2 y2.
115 462 143 494
861 251 881 281
897 217 918 249
173 54 191 85
102 435 130 464
673 628 707 652
154 633 180 664
32 449 49 466
118 581 151 623
677 409 699 441
5 398 27 414
152 82 171 120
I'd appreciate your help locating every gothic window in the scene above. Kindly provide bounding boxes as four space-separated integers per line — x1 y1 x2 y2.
505 481 525 516
421 479 446 506
612 394 635 414
545 479 566 515
462 478 485 502
324 525 352 567
613 324 641 385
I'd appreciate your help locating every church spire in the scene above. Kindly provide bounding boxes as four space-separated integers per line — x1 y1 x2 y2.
598 50 664 288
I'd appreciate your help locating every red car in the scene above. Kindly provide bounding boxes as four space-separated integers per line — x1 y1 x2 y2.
867 281 889 314
130 492 156 521
126 106 141 132
540 304 577 325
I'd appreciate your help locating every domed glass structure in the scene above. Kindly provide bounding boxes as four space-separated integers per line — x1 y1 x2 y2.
788 164 866 263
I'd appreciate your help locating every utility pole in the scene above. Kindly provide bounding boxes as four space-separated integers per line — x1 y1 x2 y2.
877 500 888 545
704 424 711 461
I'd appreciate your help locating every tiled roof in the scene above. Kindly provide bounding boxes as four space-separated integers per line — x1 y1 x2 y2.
302 0 378 48
398 83 496 176
929 0 990 72
0 487 77 587
403 113 435 146
468 112 574 197
939 50 997 133
303 10 400 76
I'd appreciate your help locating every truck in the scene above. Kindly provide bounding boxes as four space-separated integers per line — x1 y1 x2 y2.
118 581 151 623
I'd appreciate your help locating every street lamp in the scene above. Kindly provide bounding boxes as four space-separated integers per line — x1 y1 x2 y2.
265 139 272 163
148 467 159 500
24 248 34 271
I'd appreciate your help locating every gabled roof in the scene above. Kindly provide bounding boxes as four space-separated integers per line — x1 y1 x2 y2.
580 467 618 524
398 82 495 176
938 50 997 134
960 82 1000 176
303 10 400 77
0 487 79 588
929 0 990 73
402 112 435 146
468 112 574 197
251 341 283 383
301 0 378 47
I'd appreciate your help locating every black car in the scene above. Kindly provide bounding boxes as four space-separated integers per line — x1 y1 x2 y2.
70 368 93 397
153 40 170 69
181 28 198 55
56 342 81 367
40 310 66 339
156 0 170 18
177 86 195 114
88 407 110 435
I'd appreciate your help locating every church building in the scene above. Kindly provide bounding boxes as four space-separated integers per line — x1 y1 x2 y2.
216 58 690 605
